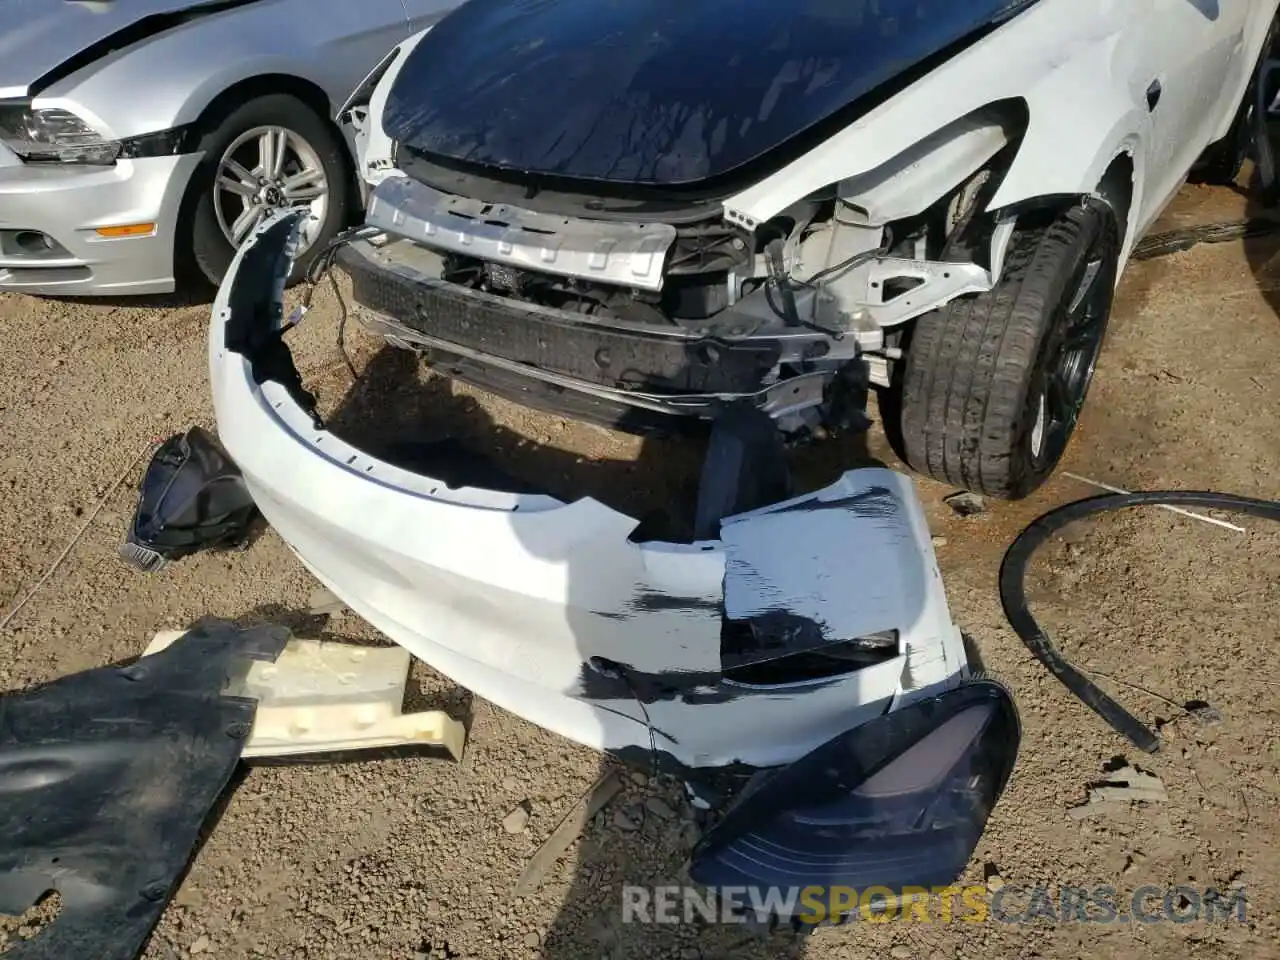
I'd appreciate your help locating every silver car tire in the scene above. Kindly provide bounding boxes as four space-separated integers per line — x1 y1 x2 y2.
185 93 350 289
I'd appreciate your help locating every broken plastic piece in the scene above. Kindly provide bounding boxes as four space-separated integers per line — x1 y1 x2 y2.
515 771 624 897
1067 765 1167 819
120 426 259 571
143 630 466 762
0 621 286 960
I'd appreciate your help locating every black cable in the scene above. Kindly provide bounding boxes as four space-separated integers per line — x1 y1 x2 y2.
999 490 1280 753
806 228 891 286
329 267 358 380
298 228 364 379
588 656 662 778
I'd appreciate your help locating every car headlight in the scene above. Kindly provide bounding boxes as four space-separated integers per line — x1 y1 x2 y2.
688 678 1021 925
0 104 121 165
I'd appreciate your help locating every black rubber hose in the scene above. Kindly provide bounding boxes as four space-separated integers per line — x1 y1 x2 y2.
999 490 1280 753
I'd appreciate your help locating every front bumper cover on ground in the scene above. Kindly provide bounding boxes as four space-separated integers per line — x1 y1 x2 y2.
210 213 968 773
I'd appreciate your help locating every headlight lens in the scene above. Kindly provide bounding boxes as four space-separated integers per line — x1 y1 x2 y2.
689 679 1021 924
0 104 121 164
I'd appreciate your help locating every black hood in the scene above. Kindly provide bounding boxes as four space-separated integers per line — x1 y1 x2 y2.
384 0 1036 189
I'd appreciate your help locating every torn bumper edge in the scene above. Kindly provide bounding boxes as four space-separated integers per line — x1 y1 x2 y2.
208 213 969 773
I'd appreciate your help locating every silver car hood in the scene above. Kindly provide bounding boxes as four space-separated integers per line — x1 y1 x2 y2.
0 0 259 99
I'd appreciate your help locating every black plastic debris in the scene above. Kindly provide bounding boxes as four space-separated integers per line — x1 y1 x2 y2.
120 426 259 572
0 621 287 960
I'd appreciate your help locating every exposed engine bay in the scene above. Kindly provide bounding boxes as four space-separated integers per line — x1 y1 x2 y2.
337 107 1021 435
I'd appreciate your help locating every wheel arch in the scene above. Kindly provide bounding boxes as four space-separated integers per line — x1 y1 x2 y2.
985 147 1138 285
185 74 332 139
171 76 357 285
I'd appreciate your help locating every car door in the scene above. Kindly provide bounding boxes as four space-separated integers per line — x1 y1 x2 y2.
1123 0 1264 230
399 0 466 33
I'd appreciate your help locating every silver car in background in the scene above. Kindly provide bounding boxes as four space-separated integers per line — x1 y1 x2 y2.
0 0 458 297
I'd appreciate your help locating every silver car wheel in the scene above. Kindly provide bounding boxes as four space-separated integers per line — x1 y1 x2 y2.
213 125 329 254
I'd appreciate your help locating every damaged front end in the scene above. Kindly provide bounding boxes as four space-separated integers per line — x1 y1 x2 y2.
210 212 971 775
332 99 1024 437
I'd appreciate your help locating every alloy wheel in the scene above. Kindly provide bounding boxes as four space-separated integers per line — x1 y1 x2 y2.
212 125 329 254
1028 236 1116 466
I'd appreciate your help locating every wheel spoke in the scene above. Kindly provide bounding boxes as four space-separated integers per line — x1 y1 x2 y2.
1067 259 1103 315
223 157 257 187
281 167 326 202
1061 323 1099 354
258 129 287 180
1048 366 1077 424
216 173 257 199
231 204 264 245
1264 59 1280 115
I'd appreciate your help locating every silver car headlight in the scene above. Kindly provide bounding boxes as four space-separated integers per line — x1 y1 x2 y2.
0 104 121 165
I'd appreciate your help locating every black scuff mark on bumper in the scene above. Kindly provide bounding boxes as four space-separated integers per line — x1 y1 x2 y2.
579 447 908 705
625 591 722 615
719 609 831 667
758 486 900 518
576 658 732 705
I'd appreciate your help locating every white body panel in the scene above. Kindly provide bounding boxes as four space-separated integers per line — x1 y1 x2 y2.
721 0 1273 265
210 217 969 772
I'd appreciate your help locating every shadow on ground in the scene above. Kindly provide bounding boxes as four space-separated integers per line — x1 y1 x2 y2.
1243 165 1280 320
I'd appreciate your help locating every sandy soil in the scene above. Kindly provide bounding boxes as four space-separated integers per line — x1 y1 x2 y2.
0 182 1278 960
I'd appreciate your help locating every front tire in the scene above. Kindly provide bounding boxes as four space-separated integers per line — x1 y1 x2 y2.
897 203 1119 499
184 93 350 288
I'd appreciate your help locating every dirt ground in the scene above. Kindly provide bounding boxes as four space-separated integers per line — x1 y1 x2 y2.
0 181 1278 960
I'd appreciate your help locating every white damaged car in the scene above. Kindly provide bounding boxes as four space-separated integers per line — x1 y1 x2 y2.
206 0 1278 913
332 0 1280 498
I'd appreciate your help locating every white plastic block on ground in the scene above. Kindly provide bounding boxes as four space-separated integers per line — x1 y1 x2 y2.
144 630 466 761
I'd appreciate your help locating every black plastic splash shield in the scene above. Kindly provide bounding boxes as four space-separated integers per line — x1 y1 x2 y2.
0 621 287 959
688 680 1019 922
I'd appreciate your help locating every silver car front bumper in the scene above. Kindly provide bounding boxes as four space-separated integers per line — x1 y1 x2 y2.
0 146 201 297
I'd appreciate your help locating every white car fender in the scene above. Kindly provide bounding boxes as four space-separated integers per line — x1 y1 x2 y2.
344 27 433 188
722 0 1160 263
